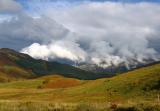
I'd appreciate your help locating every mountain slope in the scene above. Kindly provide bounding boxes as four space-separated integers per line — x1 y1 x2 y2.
64 62 160 102
0 49 35 82
0 48 110 81
0 48 159 82
0 62 159 102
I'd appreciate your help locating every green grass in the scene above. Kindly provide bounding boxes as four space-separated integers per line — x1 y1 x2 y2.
0 63 159 110
59 63 160 102
0 79 43 89
0 65 35 82
0 63 159 102
2 66 33 78
0 100 159 111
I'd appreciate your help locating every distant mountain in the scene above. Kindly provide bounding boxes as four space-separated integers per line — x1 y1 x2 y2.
77 60 158 75
0 48 113 82
78 63 128 74
0 48 159 82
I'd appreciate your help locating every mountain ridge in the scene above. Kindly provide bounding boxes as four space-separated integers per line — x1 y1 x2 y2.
0 48 113 81
0 48 160 82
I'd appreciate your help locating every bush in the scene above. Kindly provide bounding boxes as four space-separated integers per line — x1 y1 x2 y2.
115 107 137 111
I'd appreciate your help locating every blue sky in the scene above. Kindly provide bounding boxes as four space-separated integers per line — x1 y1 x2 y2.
16 0 160 2
16 0 160 12
16 0 160 15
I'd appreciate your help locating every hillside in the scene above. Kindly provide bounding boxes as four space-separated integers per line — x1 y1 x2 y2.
66 62 160 102
0 48 35 82
0 48 111 81
0 61 159 110
0 62 159 102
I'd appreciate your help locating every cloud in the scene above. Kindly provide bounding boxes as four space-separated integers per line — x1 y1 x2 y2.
0 14 71 50
0 0 22 13
25 2 159 67
21 41 87 62
0 1 160 67
0 14 68 40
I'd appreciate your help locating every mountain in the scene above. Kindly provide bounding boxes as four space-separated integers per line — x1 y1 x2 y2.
0 48 159 82
78 60 158 75
78 63 129 74
0 48 113 81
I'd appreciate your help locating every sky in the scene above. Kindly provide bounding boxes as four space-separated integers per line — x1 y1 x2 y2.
0 0 160 67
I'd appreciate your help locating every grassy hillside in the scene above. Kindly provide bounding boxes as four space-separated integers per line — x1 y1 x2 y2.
0 75 84 89
0 63 159 101
0 63 159 110
64 63 160 102
0 48 35 82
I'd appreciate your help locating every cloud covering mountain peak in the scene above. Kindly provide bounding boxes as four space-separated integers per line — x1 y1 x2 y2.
0 0 160 67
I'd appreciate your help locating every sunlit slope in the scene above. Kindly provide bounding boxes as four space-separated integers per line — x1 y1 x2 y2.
38 75 83 88
62 62 160 101
0 75 84 89
0 63 159 102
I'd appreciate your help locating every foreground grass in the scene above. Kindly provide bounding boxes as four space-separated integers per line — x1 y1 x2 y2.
0 100 159 111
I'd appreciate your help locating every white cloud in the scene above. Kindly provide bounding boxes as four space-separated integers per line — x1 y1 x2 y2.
39 2 160 66
0 1 160 67
21 42 87 62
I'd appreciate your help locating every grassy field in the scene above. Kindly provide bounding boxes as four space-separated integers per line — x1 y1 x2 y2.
0 100 159 111
0 63 159 110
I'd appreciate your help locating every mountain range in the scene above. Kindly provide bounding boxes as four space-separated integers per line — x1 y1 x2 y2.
0 48 115 82
0 48 159 82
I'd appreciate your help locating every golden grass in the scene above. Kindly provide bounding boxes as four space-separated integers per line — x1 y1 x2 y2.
0 100 159 111
39 75 83 88
0 64 159 110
